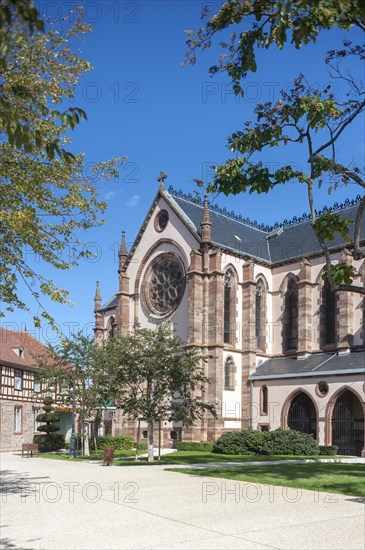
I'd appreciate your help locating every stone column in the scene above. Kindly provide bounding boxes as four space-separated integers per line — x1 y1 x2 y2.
297 258 313 354
241 260 257 428
337 250 353 349
115 273 131 337
115 231 131 336
187 250 203 346
206 248 225 441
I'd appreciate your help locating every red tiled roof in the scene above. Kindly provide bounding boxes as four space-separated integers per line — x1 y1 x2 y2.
0 328 52 370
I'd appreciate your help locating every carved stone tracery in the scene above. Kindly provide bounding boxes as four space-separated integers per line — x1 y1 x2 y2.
145 254 185 315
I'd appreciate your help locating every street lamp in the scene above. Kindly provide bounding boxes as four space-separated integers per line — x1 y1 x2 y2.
69 368 77 459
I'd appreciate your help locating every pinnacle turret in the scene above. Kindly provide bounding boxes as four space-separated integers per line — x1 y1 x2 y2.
118 231 128 273
94 281 101 309
200 194 212 242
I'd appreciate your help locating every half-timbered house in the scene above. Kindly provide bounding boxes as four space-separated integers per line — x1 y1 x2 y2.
0 328 72 451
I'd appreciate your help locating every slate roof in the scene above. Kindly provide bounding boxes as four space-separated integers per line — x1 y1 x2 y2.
172 195 364 265
100 294 118 311
0 328 52 370
173 196 270 262
99 189 364 311
250 350 365 380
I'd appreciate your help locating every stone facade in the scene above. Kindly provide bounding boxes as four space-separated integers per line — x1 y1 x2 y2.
0 329 75 452
94 185 365 455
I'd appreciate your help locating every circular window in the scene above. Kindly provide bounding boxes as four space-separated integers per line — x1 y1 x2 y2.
144 253 185 316
316 381 329 397
155 210 169 232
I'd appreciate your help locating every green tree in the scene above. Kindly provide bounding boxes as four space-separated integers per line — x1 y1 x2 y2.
94 322 217 462
184 1 365 293
0 0 88 159
0 4 123 326
36 332 102 457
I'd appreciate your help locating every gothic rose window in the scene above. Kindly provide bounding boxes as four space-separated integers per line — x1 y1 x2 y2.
155 210 169 232
145 254 185 316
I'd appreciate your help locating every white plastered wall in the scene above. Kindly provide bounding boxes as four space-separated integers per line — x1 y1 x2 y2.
251 374 364 445
126 195 199 342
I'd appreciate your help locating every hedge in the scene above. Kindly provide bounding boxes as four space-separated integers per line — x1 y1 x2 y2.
176 442 214 452
136 442 148 451
213 428 320 456
319 445 338 456
93 435 135 450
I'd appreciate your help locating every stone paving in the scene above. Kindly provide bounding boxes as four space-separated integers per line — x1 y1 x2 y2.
1 452 364 550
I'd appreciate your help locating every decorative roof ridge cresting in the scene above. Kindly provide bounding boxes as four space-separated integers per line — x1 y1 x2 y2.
167 186 362 233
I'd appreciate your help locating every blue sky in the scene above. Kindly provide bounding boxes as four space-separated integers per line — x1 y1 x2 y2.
3 1 364 343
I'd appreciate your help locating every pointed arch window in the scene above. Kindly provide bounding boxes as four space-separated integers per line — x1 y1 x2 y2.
224 357 235 390
256 280 266 351
261 385 268 415
107 316 116 339
322 280 336 345
224 271 233 344
283 278 298 351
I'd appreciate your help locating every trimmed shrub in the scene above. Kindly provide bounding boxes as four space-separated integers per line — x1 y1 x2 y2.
262 428 319 456
136 442 148 451
319 445 338 456
94 435 135 450
213 428 320 456
213 429 259 455
34 434 65 452
176 442 214 452
34 397 64 452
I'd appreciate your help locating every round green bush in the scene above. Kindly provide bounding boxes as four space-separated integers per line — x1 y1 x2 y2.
213 429 259 455
213 428 320 456
319 445 338 456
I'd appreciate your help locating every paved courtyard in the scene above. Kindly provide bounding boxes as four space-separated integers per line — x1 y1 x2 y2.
1 452 364 550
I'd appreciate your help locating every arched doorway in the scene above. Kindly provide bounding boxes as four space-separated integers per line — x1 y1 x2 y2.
288 393 317 439
332 391 364 456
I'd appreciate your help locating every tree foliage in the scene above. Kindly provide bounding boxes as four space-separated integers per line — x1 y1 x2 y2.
33 396 65 452
0 3 123 326
36 396 60 434
0 0 87 160
94 322 217 462
185 1 365 293
35 332 103 456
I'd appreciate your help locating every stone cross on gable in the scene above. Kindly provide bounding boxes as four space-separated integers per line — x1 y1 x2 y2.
157 171 167 189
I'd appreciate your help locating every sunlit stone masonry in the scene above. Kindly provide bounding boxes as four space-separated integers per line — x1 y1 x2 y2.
94 177 365 456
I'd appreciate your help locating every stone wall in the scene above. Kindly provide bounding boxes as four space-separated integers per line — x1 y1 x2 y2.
0 399 41 451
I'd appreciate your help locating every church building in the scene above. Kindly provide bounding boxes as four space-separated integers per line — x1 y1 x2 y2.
94 178 365 456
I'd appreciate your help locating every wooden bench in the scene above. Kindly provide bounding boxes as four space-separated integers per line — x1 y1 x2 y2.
22 443 39 457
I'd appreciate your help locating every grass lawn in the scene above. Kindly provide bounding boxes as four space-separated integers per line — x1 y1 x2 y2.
33 449 349 468
113 451 328 466
168 462 365 497
33 449 144 461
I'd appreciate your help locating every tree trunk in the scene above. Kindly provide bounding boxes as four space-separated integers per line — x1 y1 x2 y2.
158 420 161 461
135 419 141 462
147 420 154 462
83 423 90 457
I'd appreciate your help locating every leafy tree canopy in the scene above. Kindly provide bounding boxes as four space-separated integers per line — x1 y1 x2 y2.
35 332 101 456
185 1 365 293
0 2 123 326
93 322 216 461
